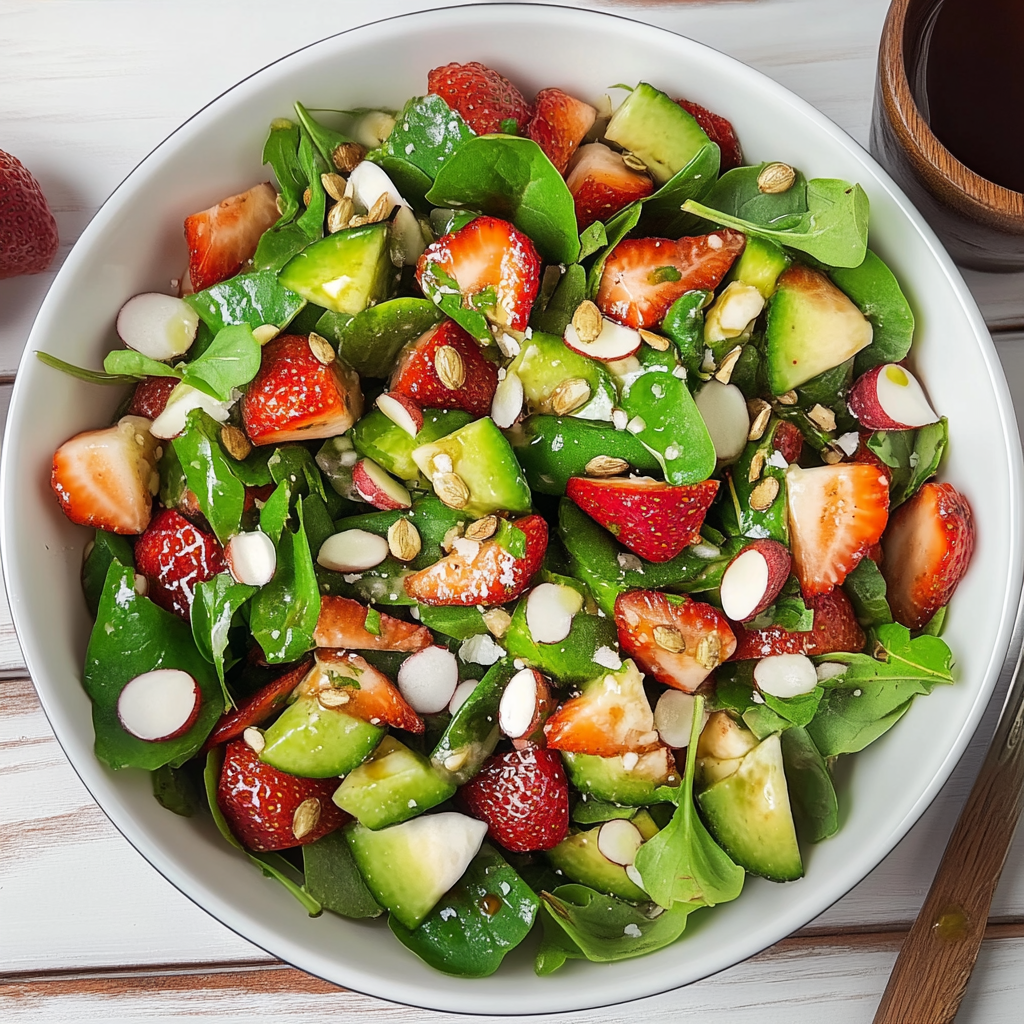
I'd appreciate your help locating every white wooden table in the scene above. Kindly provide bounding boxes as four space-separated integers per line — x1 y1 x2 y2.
3 1 1024 1020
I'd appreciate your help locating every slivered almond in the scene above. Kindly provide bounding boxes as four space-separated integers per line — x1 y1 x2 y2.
292 797 321 839
638 328 670 352
550 377 591 416
252 324 280 346
585 455 629 477
434 346 466 389
387 518 421 561
749 476 780 511
434 472 470 510
220 424 252 461
653 625 685 653
748 450 766 483
242 727 265 754
807 403 837 432
747 399 772 440
465 515 498 542
714 346 743 385
571 301 603 344
308 333 335 365
776 390 798 406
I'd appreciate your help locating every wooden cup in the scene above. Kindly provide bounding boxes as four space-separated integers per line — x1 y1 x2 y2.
872 0 1024 270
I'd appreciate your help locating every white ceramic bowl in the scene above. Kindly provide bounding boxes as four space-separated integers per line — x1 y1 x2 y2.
2 3 1021 1014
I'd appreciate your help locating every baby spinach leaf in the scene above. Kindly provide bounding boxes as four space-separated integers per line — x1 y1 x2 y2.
184 270 307 334
191 573 258 705
418 261 493 344
866 417 949 506
843 557 893 628
261 118 305 226
637 143 721 237
302 830 382 918
269 445 327 504
586 201 643 298
259 480 292 544
180 324 261 402
578 222 608 261
151 763 201 817
922 605 948 637
688 162 809 229
103 350 182 380
661 290 711 381
294 101 353 171
762 687 824 729
35 350 140 386
531 264 587 336
81 530 134 617
426 135 580 263
780 726 838 843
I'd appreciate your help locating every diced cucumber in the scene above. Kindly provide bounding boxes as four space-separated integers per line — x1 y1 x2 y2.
352 408 473 482
562 749 680 806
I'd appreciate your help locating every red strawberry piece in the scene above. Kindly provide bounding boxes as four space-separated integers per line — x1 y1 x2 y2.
217 739 348 852
389 319 498 418
301 651 424 734
566 476 719 563
596 229 746 329
127 376 178 420
51 415 161 535
0 149 58 279
314 595 432 652
853 432 892 484
731 587 866 659
677 99 743 172
773 420 804 465
426 61 532 137
719 538 792 622
527 88 597 175
134 508 225 618
241 334 363 446
416 215 541 333
615 590 737 692
204 658 312 750
404 514 547 606
457 746 569 853
566 142 655 231
184 182 279 292
881 482 975 630
788 463 890 597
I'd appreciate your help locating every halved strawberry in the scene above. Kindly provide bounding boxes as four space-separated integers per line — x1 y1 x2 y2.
615 590 737 693
389 319 498 418
127 376 178 420
184 182 280 292
457 745 569 853
298 650 424 734
596 229 746 329
527 88 597 175
204 658 312 749
217 738 349 852
787 463 890 597
426 61 532 136
134 508 225 618
403 514 547 606
51 415 161 535
416 215 541 332
731 587 866 659
566 143 655 231
566 476 719 563
882 482 975 629
677 99 743 172
544 659 660 757
241 334 363 446
313 595 431 652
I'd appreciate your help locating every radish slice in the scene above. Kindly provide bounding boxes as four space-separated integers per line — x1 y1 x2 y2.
754 653 818 698
597 819 644 866
117 293 199 362
849 363 939 430
491 370 524 429
720 549 770 620
564 318 642 362
117 669 200 741
654 690 709 748
525 583 584 644
397 646 459 714
317 530 390 572
150 383 234 440
352 459 412 510
375 392 423 437
225 531 277 587
499 668 540 739
348 159 408 216
695 380 750 463
449 678 479 715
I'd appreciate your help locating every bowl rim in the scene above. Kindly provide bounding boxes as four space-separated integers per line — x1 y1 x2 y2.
3 1 1023 1013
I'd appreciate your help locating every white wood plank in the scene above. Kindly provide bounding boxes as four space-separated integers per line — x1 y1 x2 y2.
0 384 23 673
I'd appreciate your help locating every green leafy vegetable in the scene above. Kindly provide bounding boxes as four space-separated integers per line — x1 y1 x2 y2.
184 271 307 334
843 558 892 628
578 222 607 261
294 102 352 171
586 202 642 298
531 264 587 336
180 324 262 401
687 162 809 230
81 530 134 617
780 727 838 843
103 350 183 380
661 290 711 380
302 830 382 918
636 143 721 237
35 351 138 386
151 763 200 817
866 418 949 506
190 574 258 705
748 576 814 632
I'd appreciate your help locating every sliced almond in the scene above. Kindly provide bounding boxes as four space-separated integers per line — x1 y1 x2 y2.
465 515 498 542
747 449 766 483
695 634 724 671
332 141 366 173
387 518 422 562
367 193 391 224
434 472 470 510
318 688 351 708
571 301 603 344
653 625 685 653
327 197 354 233
444 750 469 773
638 328 670 352
252 324 280 346
757 162 797 194
714 345 743 385
321 172 347 201
308 332 335 365
482 607 512 638
292 797 321 840
807 403 837 432
242 726 265 754
550 377 591 416
220 424 252 461
585 455 630 477
749 475 780 511
434 346 466 389
622 151 648 172
747 399 772 441
775 390 799 406
822 446 844 465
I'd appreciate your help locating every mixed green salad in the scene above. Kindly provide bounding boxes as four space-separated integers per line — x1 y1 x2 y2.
41 61 976 977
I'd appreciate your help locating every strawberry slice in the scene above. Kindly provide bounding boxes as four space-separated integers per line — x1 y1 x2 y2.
787 463 890 597
313 596 431 652
615 590 737 693
134 508 225 618
566 142 655 231
426 61 532 136
127 376 178 420
457 746 569 853
51 415 161 536
882 482 975 629
596 229 746 329
416 215 541 332
389 319 498 417
566 476 719 563
217 738 349 852
404 514 547 607
299 651 424 734
184 182 280 292
677 99 743 172
544 659 660 758
204 659 312 749
527 88 597 175
241 334 363 446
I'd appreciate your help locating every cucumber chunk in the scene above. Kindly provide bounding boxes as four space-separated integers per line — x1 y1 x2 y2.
562 749 680 806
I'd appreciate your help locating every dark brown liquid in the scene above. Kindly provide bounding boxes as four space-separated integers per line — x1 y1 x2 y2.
918 0 1024 194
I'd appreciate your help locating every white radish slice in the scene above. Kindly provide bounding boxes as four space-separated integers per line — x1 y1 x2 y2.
597 819 644 867
449 679 479 715
352 459 412 510
654 690 709 749
563 319 642 362
225 531 277 587
117 293 200 362
525 583 584 644
720 548 771 621
874 364 938 427
375 391 423 437
695 380 750 462
490 370 524 429
754 653 818 698
391 205 428 266
397 646 459 714
150 383 235 440
499 668 540 739
317 530 390 572
348 159 408 217
117 669 200 741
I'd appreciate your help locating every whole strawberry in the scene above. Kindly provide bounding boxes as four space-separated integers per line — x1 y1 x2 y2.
458 745 569 853
427 61 532 136
0 150 58 279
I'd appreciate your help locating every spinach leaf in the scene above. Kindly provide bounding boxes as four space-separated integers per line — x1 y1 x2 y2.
261 118 305 224
661 290 711 380
843 557 892 628
259 480 293 544
636 143 721 237
269 445 327 503
180 324 261 401
302 830 382 918
417 261 493 344
191 573 258 705
426 135 580 263
35 350 139 386
151 763 201 817
780 726 838 843
578 222 607 261
748 576 813 632
530 264 587 336
184 271 307 334
294 102 353 171
586 201 643 298
688 163 809 229
762 687 824 729
81 530 134 617
922 605 948 637
103 350 183 380
866 418 949 506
